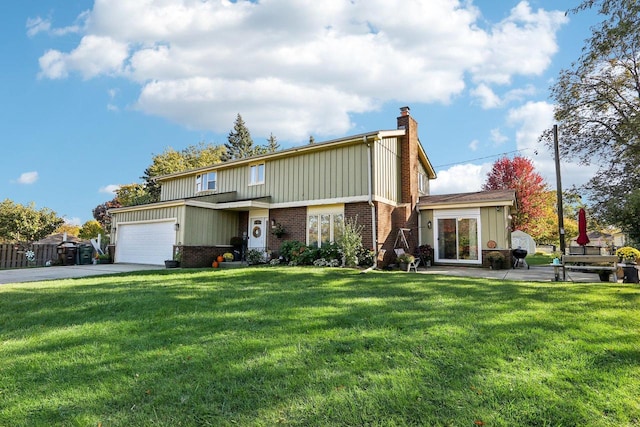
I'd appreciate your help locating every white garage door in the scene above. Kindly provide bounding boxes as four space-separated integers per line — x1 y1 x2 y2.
115 221 175 265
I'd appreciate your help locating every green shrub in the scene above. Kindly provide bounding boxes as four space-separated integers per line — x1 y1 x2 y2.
338 216 364 268
279 240 305 262
246 249 265 265
318 242 342 261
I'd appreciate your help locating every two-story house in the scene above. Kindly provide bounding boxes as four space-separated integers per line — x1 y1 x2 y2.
109 107 516 267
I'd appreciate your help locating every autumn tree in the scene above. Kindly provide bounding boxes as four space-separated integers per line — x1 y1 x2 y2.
55 223 80 237
115 183 153 207
0 199 65 243
93 199 122 231
482 156 550 238
544 0 640 236
79 220 106 240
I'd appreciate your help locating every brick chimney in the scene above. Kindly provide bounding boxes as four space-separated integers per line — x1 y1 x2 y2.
397 106 420 207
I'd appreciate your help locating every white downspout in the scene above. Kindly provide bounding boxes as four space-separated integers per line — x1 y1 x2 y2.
365 136 377 256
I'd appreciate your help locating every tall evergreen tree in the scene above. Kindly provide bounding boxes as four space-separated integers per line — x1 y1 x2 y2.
266 133 280 153
223 114 256 161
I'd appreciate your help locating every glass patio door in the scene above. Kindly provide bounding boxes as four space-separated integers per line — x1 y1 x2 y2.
436 216 479 263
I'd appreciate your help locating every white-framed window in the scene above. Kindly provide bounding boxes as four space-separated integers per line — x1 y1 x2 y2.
418 172 428 195
249 163 265 185
196 171 217 192
307 205 345 248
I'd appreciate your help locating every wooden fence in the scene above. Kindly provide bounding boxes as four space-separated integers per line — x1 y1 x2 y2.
0 244 59 269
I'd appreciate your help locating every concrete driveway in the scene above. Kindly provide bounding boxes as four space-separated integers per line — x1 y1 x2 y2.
0 263 162 285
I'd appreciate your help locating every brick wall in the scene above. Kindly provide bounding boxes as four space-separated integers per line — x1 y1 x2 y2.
177 245 234 268
345 202 373 250
268 206 307 255
397 109 420 208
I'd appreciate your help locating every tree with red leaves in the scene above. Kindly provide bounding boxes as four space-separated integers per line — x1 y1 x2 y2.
92 198 122 232
482 156 550 238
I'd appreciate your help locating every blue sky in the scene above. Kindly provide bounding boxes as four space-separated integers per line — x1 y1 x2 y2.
1 1 599 225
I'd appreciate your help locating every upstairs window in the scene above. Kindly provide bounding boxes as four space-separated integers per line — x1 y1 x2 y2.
418 172 428 195
196 172 217 192
249 163 265 185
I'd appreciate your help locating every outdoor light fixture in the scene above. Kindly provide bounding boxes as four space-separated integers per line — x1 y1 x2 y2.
496 206 502 212
427 220 432 229
271 219 276 228
174 223 180 231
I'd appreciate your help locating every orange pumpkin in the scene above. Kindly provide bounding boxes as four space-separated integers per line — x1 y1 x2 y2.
217 255 224 263
212 261 219 268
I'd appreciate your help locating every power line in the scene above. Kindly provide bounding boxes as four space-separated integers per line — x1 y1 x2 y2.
433 147 534 169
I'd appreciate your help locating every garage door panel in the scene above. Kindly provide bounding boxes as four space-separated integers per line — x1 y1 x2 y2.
116 222 175 265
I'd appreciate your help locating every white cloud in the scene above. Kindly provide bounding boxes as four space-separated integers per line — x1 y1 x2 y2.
471 84 501 109
26 14 86 38
472 1 568 84
469 139 480 151
490 128 508 145
99 184 120 194
36 0 568 141
15 171 39 185
26 17 51 37
64 217 83 226
430 163 491 195
506 101 591 189
40 35 128 80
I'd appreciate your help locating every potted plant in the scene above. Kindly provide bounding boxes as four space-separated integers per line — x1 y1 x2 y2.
97 253 112 264
597 269 612 282
487 251 505 270
223 252 234 262
397 253 415 270
616 246 640 283
271 222 286 238
616 246 640 264
418 244 432 267
165 247 181 268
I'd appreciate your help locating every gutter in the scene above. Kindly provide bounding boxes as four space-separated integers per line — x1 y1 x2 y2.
365 135 378 258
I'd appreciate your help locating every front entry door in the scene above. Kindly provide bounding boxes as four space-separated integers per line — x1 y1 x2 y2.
248 217 267 251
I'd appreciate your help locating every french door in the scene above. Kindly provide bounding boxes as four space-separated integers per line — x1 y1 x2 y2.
435 210 480 264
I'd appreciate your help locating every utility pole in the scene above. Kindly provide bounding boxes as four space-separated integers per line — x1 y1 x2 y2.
553 124 565 254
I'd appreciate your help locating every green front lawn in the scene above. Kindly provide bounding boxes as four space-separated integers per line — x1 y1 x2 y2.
1 267 639 426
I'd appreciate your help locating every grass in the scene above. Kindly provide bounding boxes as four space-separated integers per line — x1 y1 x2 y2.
525 252 554 266
1 267 639 426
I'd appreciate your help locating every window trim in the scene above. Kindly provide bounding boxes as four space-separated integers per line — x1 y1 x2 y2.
418 172 428 195
196 171 217 192
249 163 265 186
307 205 345 248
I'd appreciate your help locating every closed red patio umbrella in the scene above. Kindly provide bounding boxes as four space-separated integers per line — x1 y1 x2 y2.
576 208 590 246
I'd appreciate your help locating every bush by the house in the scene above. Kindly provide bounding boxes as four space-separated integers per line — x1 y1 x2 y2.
246 249 266 265
357 247 375 267
338 216 364 268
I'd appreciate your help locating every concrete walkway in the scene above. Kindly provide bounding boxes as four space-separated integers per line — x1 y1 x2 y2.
417 264 613 283
0 263 161 285
1 262 618 285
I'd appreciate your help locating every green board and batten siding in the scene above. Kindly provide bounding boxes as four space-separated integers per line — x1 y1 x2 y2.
114 206 183 224
160 141 382 204
183 207 238 246
480 207 511 249
373 137 401 202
